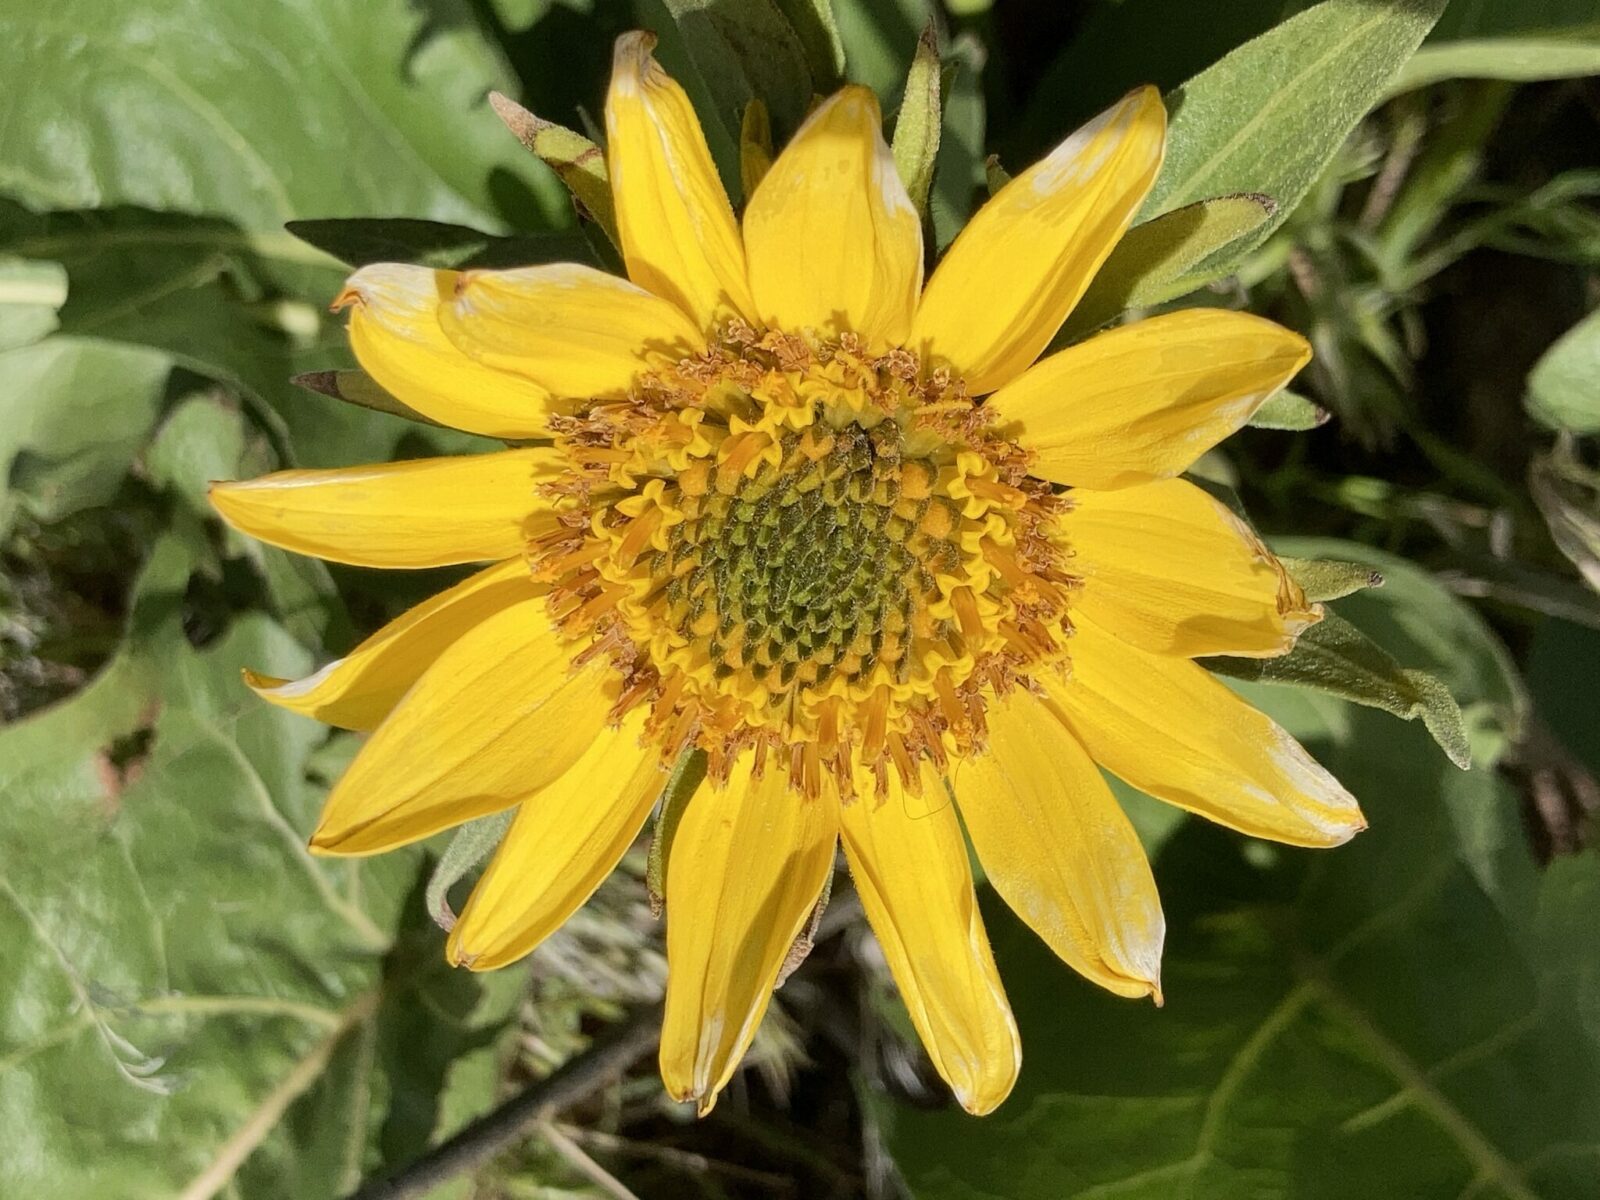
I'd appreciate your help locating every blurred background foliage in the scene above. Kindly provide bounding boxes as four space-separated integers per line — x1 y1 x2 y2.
1 0 1598 1197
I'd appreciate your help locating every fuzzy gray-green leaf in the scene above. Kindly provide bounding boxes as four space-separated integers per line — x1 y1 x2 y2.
1248 388 1331 432
1211 610 1471 769
1063 194 1274 339
892 24 943 218
427 809 516 931
1143 0 1448 270
1282 557 1385 603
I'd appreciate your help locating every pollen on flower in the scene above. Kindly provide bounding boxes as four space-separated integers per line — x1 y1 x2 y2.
533 323 1080 800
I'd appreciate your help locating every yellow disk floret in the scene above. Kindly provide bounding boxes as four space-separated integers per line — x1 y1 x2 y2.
535 324 1077 798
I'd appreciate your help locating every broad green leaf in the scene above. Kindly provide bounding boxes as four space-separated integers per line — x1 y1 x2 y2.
1211 609 1472 770
0 0 563 230
0 0 571 470
891 24 942 218
1142 0 1447 270
930 34 987 252
889 719 1600 1199
659 0 821 141
886 542 1579 1200
0 205 491 470
1063 194 1275 339
0 255 66 350
771 0 848 91
832 0 939 98
0 538 522 1198
1431 0 1600 40
284 217 593 272
145 393 349 648
1390 32 1600 93
1248 388 1331 431
0 336 170 535
1527 308 1600 435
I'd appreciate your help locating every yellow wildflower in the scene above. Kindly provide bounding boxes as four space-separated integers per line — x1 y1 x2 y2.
211 32 1363 1117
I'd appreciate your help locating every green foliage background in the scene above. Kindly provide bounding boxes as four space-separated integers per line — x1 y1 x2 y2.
1 1 1598 1197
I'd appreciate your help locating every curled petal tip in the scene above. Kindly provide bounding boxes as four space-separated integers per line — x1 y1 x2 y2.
330 284 361 313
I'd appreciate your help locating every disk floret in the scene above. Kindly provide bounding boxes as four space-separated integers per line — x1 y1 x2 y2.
536 327 1078 798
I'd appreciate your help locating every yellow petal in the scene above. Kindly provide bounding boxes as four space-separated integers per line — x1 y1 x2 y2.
990 309 1311 489
441 263 706 399
1061 478 1321 658
744 86 923 351
659 755 838 1116
840 764 1020 1115
243 558 539 731
336 264 558 437
309 595 615 855
949 687 1164 1001
209 448 557 569
448 708 663 970
910 86 1166 395
606 32 755 330
1044 618 1366 847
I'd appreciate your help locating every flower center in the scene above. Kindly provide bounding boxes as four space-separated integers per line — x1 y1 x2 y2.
535 326 1077 798
662 421 958 697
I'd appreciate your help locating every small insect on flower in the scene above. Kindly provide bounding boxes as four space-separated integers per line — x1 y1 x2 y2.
210 31 1363 1117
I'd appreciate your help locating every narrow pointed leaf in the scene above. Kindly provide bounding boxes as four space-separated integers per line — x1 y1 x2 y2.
489 92 619 248
284 218 591 271
646 748 708 916
1282 557 1387 603
426 809 516 932
1248 387 1331 431
892 24 943 218
1210 609 1471 769
1063 194 1274 339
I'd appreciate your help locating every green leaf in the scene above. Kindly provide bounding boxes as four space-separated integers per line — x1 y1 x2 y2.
885 547 1583 1200
1281 557 1385 603
426 810 516 931
1431 0 1600 41
0 0 572 470
890 734 1600 1199
291 370 449 432
930 34 988 252
1062 194 1275 339
1211 610 1472 770
1247 388 1331 432
284 218 593 272
830 0 938 97
1273 538 1528 756
1142 0 1447 270
891 24 942 219
1530 445 1600 594
771 0 848 91
659 0 822 140
1390 31 1600 93
485 92 620 250
646 748 708 916
0 0 563 229
1527 308 1600 435
0 539 520 1198
0 336 170 534
0 255 67 350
